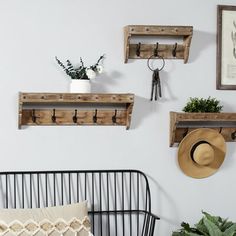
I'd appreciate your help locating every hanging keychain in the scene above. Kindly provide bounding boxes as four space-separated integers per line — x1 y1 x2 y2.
147 54 165 101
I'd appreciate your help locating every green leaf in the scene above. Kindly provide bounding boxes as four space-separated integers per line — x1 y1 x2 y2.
180 223 199 233
223 223 236 236
203 218 223 236
172 232 185 236
182 97 223 113
188 233 203 236
202 211 221 226
221 220 234 232
195 224 209 236
195 218 209 235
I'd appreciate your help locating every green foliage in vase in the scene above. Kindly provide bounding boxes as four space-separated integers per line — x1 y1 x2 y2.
55 55 105 80
182 97 223 113
172 211 236 236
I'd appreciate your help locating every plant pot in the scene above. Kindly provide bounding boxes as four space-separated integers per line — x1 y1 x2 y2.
70 79 91 93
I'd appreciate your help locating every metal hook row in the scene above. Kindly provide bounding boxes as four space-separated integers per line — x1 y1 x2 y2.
31 109 118 124
182 127 236 140
136 42 178 57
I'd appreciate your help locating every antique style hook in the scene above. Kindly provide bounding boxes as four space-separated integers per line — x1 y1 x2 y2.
136 42 141 57
51 109 56 123
112 109 117 124
154 43 159 57
182 128 189 138
73 109 78 123
219 127 223 133
93 109 97 123
231 130 236 140
32 109 36 123
172 43 178 57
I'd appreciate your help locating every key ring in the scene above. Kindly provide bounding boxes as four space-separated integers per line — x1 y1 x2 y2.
147 54 165 71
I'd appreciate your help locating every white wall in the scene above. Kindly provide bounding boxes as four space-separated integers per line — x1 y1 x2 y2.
0 0 236 235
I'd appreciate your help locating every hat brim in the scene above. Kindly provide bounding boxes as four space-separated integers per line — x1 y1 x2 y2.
178 128 226 178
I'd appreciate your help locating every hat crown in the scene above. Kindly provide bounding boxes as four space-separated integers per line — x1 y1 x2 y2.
193 143 214 166
178 128 226 178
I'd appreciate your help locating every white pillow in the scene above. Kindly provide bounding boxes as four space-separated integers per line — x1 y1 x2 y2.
0 201 91 236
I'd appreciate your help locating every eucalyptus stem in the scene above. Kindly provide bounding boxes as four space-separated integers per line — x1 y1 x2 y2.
55 54 105 80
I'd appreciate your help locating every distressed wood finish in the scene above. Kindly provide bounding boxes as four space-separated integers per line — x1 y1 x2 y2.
124 25 193 63
20 93 134 103
19 93 134 129
170 112 236 146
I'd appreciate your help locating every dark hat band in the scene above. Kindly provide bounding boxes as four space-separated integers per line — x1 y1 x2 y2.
190 140 211 163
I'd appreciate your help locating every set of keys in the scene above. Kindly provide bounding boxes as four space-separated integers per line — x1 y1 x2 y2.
147 55 165 101
151 69 162 101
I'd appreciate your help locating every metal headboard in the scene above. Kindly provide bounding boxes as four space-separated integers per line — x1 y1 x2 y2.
0 169 159 236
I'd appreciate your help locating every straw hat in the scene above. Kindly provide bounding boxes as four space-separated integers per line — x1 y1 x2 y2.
178 128 226 178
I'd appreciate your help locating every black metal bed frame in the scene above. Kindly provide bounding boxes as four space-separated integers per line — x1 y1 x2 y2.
0 169 159 236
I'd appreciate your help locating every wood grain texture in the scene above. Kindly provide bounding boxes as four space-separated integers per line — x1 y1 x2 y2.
170 112 236 146
20 93 134 103
19 93 134 129
125 25 193 36
124 25 193 63
124 26 130 63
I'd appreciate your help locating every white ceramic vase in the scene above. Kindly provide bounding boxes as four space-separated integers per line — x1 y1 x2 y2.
70 79 91 93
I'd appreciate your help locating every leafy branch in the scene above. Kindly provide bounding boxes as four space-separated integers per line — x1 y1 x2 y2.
182 97 223 113
172 211 236 236
55 54 105 80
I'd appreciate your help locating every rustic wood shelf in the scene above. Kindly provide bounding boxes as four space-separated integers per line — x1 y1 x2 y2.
18 93 134 129
124 25 193 63
170 112 236 147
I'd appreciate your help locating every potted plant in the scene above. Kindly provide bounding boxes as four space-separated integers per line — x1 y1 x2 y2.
182 97 223 113
172 211 236 236
55 54 105 93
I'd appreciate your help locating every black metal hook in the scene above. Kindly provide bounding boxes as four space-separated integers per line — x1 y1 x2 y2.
32 109 36 123
183 128 189 138
154 43 159 57
51 109 56 123
112 109 117 124
136 42 141 57
219 127 223 133
93 109 97 123
73 109 78 123
231 130 236 140
172 43 178 57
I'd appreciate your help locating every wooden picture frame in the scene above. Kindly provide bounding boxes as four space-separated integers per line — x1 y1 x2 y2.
217 5 236 90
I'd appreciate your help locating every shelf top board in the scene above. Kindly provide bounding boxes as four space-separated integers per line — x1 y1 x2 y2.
170 112 236 122
19 93 134 104
124 25 193 36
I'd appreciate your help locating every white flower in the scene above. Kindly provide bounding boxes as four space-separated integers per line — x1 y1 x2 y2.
96 65 104 74
86 69 96 79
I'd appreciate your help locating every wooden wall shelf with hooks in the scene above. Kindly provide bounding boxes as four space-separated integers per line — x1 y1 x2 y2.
170 112 236 147
18 92 134 130
124 25 193 63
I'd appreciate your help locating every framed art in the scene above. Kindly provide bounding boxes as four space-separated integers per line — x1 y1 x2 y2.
217 5 236 90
